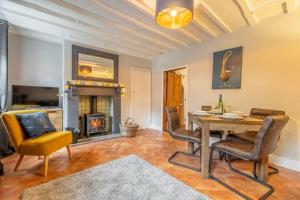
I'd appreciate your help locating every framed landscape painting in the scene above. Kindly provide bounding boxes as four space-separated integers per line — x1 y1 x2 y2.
212 46 243 89
72 45 119 83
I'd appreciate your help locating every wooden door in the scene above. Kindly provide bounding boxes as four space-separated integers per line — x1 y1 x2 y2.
163 71 183 130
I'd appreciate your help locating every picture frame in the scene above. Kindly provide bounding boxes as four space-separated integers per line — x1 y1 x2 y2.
212 46 243 89
72 45 119 83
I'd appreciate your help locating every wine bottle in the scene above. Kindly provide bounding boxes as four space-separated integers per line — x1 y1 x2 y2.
218 94 224 115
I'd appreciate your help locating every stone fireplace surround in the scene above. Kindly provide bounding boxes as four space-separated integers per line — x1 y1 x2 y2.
66 85 121 134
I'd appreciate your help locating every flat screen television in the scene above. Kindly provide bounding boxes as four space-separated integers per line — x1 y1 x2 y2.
12 85 59 107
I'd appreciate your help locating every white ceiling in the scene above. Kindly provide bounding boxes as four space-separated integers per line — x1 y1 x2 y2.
0 0 299 59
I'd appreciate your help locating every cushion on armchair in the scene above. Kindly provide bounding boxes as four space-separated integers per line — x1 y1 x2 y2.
16 112 56 138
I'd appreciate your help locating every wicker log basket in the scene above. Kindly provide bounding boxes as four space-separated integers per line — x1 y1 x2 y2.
119 118 139 137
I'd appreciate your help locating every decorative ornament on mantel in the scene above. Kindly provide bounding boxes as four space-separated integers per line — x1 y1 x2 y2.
66 80 124 88
155 0 194 29
64 80 124 96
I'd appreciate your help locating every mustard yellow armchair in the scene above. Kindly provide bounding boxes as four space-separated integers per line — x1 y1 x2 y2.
1 110 72 176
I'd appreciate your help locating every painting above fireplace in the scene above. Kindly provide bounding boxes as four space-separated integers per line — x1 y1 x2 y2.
72 45 119 83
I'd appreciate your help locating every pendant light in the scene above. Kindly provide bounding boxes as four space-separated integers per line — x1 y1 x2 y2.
155 0 194 29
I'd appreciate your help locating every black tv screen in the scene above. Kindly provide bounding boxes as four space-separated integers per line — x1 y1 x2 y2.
12 85 59 107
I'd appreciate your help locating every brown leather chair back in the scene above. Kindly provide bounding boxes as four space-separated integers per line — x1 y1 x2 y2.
202 106 212 111
252 115 289 160
250 108 285 119
165 107 180 134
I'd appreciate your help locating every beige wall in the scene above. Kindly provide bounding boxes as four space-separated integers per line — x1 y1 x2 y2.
62 41 151 126
152 10 300 171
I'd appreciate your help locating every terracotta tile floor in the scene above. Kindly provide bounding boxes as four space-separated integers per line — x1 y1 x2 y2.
1 130 300 200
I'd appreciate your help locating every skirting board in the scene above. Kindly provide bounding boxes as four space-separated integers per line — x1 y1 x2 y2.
150 124 162 131
269 154 300 172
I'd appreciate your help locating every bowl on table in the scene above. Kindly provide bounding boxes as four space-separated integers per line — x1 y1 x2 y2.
193 110 210 116
232 111 249 118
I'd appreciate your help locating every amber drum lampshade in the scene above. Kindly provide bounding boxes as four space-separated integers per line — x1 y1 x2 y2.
155 0 193 29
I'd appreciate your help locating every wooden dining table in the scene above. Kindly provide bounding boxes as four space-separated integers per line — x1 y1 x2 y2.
188 112 269 181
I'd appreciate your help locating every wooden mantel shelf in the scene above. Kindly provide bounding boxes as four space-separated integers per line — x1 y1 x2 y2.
65 80 124 89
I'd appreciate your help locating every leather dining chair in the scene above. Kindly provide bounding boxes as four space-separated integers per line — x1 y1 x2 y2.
209 115 289 200
227 108 285 176
165 106 201 171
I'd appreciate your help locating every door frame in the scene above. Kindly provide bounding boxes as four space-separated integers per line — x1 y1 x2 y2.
161 65 189 130
130 67 152 129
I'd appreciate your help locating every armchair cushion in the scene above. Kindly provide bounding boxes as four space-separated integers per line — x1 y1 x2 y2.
16 112 56 138
20 131 72 156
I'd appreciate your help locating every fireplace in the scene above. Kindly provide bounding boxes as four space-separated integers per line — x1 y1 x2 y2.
65 46 121 142
78 95 113 137
65 82 121 137
85 113 105 137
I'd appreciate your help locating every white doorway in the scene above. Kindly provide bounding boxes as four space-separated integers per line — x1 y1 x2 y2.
130 67 151 129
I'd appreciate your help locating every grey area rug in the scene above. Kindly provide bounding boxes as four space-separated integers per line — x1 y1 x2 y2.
21 155 209 200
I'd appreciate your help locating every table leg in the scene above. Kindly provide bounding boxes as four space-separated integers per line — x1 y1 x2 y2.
257 156 269 182
201 122 210 179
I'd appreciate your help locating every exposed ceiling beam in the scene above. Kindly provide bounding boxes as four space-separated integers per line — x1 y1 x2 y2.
199 1 232 33
1 0 293 60
233 0 259 25
49 0 179 51
252 0 284 12
2 0 162 56
1 9 154 59
9 25 64 44
252 0 296 14
91 0 189 47
282 0 296 13
0 2 158 58
193 18 218 38
126 0 202 43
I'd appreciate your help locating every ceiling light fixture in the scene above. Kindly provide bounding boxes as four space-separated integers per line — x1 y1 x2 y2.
155 0 194 29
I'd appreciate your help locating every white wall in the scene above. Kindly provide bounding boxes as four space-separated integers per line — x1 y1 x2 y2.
8 34 63 104
7 34 151 127
62 41 151 127
152 10 300 171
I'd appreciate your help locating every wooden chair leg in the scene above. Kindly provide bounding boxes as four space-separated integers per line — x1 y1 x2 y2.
14 155 24 172
44 155 49 177
66 145 72 159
